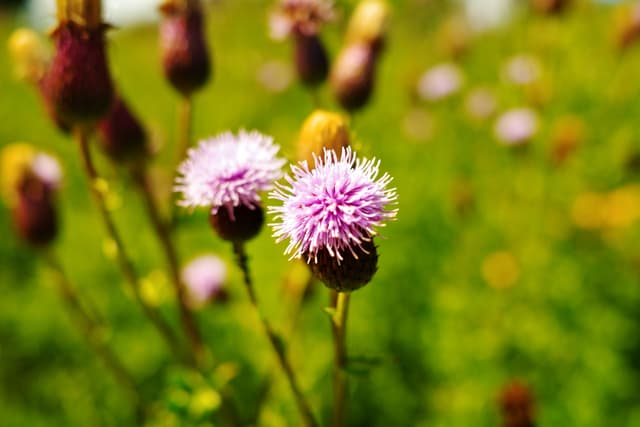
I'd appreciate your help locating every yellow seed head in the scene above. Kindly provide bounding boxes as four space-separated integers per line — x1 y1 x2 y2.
346 0 390 46
297 110 350 166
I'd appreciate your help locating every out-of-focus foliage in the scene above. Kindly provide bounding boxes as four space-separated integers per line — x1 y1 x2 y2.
2 0 640 426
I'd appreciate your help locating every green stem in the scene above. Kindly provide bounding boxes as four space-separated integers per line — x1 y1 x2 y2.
177 95 193 165
133 169 205 366
75 127 184 363
232 242 319 427
41 249 144 416
330 290 350 427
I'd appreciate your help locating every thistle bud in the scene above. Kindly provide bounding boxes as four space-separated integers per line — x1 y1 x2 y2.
1 144 62 247
294 33 330 87
331 42 377 112
159 0 212 97
531 0 568 15
97 95 149 169
41 0 114 128
209 204 264 243
297 110 349 165
345 0 390 52
8 28 50 84
499 381 536 427
308 238 377 292
614 2 640 50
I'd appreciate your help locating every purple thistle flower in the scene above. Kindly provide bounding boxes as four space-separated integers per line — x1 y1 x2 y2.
181 254 227 308
269 147 398 263
175 130 285 217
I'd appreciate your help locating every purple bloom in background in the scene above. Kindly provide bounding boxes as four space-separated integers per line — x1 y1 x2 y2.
181 254 227 308
175 130 285 217
269 147 398 263
494 108 539 146
417 63 464 102
269 0 335 40
503 54 542 86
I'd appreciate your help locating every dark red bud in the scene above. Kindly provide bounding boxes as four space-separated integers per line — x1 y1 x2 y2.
331 42 378 112
160 7 211 96
307 239 377 292
499 381 536 427
97 96 149 167
209 204 263 243
294 32 329 87
12 176 58 247
41 22 114 128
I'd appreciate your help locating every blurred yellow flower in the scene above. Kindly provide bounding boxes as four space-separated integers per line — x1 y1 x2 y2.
482 251 519 290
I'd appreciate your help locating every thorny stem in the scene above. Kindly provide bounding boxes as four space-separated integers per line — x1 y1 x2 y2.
75 127 185 364
232 242 319 427
330 290 351 427
41 249 144 418
133 169 205 366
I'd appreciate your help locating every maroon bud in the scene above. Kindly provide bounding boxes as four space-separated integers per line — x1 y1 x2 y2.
209 204 263 243
160 2 211 97
531 0 569 14
12 175 58 247
294 32 329 87
41 21 114 128
97 96 149 167
38 79 72 134
331 42 378 112
307 239 377 292
499 381 536 427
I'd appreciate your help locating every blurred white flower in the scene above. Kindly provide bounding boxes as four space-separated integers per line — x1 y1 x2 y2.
459 0 516 31
417 63 464 102
494 108 539 146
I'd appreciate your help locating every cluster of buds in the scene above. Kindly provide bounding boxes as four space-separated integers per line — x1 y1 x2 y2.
1 144 62 247
270 0 334 87
159 0 212 97
331 0 390 112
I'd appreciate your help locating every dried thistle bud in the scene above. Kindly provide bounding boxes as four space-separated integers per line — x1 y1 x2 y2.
41 12 114 128
346 0 390 51
8 28 50 84
331 42 377 112
297 110 349 165
159 0 212 97
1 144 62 247
308 238 377 292
294 33 330 87
531 0 569 15
97 95 149 168
499 381 536 427
209 204 264 243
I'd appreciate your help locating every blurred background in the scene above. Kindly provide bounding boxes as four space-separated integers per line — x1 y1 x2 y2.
2 0 640 426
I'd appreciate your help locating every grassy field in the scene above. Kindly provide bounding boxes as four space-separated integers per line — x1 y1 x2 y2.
2 0 640 426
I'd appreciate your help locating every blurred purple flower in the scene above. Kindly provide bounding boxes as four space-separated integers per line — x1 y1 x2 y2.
270 0 335 40
31 153 62 190
417 63 464 102
503 54 541 86
181 254 227 308
175 130 285 216
494 108 539 145
465 87 497 120
269 147 398 262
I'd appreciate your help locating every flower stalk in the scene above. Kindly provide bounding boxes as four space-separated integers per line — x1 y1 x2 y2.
329 290 350 427
75 127 185 364
232 242 319 427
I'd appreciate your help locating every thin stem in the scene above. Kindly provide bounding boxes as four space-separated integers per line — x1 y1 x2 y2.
41 249 143 414
177 95 193 164
133 169 205 366
232 242 319 427
330 290 351 427
75 127 184 363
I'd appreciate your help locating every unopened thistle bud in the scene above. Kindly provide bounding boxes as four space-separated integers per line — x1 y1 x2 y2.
97 95 149 168
210 204 265 243
159 0 212 97
345 0 390 52
8 28 50 84
270 0 334 87
531 0 568 15
499 380 536 427
270 148 398 292
1 144 62 247
331 42 377 112
297 110 350 165
41 0 114 129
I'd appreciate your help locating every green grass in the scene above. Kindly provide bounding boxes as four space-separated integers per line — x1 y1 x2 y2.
2 1 640 426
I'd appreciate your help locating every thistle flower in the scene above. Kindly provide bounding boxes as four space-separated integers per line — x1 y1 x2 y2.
465 87 497 120
503 54 541 86
181 254 227 308
494 108 539 146
175 130 285 242
417 63 464 102
269 147 397 291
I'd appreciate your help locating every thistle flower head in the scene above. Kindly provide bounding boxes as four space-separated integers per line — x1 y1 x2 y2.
181 254 227 308
494 108 539 146
269 147 397 263
270 0 335 40
175 130 285 216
